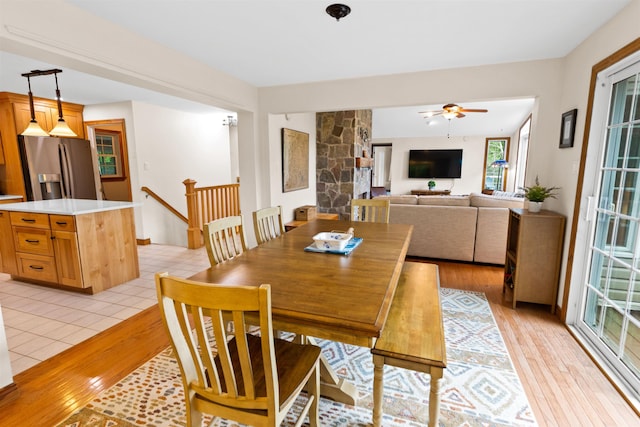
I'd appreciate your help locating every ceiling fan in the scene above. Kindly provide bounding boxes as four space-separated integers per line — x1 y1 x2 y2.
419 103 488 119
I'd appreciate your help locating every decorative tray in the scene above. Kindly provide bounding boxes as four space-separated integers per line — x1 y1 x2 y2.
304 237 363 255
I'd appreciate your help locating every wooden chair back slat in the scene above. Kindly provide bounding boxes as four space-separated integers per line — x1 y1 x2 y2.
350 198 391 223
253 206 285 245
203 216 247 266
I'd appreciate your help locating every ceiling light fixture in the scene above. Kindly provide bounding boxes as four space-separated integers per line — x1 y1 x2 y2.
326 3 351 21
20 73 49 136
20 68 76 137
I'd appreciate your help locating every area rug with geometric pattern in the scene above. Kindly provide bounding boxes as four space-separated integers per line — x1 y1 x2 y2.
57 288 537 427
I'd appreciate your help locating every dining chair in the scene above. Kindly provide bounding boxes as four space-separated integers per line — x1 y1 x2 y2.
253 205 285 245
350 198 390 223
155 273 321 427
203 215 247 266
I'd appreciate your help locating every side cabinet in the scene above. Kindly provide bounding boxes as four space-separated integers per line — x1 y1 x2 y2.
50 215 83 288
503 208 565 313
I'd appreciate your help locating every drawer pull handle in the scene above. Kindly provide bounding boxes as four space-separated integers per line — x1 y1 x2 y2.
55 221 68 226
29 265 44 271
21 218 36 223
25 239 40 244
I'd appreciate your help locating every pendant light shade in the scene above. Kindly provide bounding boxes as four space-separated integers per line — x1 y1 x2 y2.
20 75 48 136
49 119 77 137
49 71 76 137
22 120 49 136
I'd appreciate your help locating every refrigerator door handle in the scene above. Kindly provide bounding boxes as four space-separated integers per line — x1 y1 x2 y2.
59 143 74 198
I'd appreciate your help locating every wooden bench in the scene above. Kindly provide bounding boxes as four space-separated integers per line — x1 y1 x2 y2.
371 262 447 427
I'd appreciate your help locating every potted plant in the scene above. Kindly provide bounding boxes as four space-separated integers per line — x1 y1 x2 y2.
428 180 436 190
520 176 559 212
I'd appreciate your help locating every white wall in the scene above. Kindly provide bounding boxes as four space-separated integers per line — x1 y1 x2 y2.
266 113 317 224
373 135 486 195
84 101 233 245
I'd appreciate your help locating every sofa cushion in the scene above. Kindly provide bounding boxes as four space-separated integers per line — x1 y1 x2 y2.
389 204 477 262
374 195 418 205
417 195 470 206
474 207 510 264
469 192 525 209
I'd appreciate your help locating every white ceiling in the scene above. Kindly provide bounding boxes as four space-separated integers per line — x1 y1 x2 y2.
0 0 631 137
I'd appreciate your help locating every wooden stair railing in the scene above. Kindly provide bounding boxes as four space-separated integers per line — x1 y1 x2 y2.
183 179 241 249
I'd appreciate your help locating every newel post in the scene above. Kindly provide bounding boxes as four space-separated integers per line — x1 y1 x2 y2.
183 179 202 249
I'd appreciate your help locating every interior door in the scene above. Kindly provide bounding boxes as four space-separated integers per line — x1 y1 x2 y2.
570 54 640 398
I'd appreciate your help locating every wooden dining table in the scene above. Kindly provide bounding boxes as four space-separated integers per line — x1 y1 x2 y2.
188 218 413 403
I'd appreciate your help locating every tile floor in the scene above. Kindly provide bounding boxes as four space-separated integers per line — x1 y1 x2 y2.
0 244 210 376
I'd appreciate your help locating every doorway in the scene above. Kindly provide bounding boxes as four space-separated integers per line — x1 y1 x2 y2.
84 119 132 202
372 144 392 192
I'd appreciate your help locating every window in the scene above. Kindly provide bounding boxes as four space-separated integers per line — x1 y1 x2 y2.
515 116 531 190
482 138 510 191
95 129 124 179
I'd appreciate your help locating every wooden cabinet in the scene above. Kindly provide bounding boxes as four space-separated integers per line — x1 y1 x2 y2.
503 208 565 313
10 211 58 283
0 92 85 198
12 100 85 138
50 214 82 287
3 208 139 293
0 211 18 275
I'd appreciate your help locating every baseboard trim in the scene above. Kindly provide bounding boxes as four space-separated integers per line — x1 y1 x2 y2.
136 238 151 245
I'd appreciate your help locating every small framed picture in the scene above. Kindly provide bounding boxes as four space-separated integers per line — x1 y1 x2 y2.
559 109 577 148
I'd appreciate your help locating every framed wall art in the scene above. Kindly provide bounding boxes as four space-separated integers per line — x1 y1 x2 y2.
559 109 577 148
281 128 309 192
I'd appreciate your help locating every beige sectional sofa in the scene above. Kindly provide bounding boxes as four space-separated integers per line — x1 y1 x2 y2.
376 193 525 264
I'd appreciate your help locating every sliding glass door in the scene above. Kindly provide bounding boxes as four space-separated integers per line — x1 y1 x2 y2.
571 56 640 398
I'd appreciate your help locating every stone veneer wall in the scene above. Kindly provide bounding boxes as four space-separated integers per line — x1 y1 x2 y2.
316 110 372 219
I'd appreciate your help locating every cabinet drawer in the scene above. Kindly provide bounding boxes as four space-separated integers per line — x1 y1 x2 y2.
50 215 76 231
16 253 58 283
10 212 50 229
13 227 54 256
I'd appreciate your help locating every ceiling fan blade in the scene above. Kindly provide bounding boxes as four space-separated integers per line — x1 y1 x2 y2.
455 112 466 118
459 108 488 113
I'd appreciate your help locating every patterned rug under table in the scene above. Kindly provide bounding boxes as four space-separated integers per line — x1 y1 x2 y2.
58 288 537 427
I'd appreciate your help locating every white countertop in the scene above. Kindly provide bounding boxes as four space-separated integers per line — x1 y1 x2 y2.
0 195 22 201
0 199 139 215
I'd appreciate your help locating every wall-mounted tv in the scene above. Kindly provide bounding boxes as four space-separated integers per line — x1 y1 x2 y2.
408 149 463 179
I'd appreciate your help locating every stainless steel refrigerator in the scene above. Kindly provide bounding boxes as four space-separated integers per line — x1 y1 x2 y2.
18 136 103 201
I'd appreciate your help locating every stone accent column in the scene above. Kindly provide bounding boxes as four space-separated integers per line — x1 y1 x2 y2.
316 110 372 219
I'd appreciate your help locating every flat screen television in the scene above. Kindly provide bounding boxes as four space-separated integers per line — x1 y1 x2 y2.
408 149 463 179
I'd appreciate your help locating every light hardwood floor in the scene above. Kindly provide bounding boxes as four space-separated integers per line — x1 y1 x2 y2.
0 260 638 426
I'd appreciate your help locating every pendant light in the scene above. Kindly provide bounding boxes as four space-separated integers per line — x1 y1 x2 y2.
20 73 49 136
49 70 77 137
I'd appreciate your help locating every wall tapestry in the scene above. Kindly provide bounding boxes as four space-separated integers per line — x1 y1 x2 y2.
281 128 309 192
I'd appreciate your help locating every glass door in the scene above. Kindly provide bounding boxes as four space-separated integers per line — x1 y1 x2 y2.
573 58 640 398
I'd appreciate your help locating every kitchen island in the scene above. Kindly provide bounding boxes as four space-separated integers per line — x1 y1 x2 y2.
0 199 139 294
